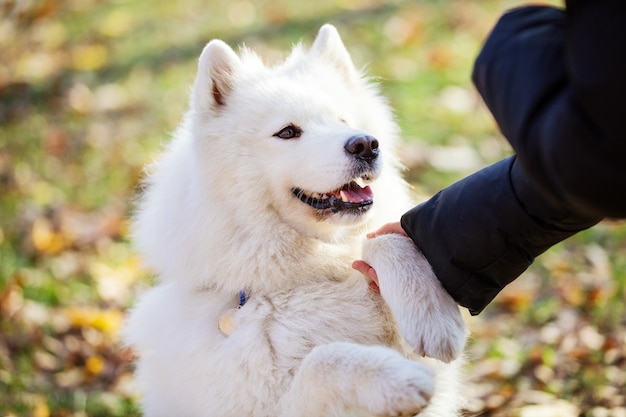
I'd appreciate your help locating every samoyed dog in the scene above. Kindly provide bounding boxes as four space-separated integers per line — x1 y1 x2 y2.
124 24 468 417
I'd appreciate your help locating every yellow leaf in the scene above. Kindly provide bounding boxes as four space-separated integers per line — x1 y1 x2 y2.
99 10 134 37
66 307 124 335
31 401 49 417
90 309 124 334
31 217 65 254
66 306 92 328
85 355 106 375
71 44 107 71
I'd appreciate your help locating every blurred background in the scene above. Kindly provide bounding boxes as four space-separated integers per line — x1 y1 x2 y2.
1 0 625 416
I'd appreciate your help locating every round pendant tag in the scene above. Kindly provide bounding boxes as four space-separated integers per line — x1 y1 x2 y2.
217 308 239 336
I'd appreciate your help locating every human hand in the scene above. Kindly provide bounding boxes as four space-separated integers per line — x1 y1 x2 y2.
353 222 409 292
352 260 380 292
365 222 407 239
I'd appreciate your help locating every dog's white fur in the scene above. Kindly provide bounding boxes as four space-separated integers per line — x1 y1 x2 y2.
124 24 468 417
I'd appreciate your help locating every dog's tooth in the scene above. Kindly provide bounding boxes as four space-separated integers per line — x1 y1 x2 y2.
354 177 372 188
339 190 349 202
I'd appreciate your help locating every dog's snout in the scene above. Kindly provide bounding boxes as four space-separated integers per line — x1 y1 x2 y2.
344 135 379 162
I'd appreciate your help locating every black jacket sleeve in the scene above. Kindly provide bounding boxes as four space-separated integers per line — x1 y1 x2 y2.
402 1 626 315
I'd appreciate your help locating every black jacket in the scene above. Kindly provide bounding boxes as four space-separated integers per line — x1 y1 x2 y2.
401 0 626 315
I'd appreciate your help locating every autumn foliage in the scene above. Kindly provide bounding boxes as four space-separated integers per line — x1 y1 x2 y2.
1 1 624 416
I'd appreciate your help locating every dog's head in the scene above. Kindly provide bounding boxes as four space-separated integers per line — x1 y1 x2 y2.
187 25 407 240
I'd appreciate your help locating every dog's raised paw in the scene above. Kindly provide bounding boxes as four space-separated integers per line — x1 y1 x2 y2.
363 234 469 363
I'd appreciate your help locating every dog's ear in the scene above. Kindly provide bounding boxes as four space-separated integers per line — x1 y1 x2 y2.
310 24 358 81
191 40 242 112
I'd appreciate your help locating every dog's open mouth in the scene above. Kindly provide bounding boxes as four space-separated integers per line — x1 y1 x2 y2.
292 178 373 213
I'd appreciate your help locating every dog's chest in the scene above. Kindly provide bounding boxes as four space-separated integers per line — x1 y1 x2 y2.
221 278 399 364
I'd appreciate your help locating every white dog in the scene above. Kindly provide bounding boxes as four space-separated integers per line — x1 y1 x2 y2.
124 24 468 417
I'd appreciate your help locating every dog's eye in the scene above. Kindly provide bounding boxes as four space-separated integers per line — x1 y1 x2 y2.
273 124 302 140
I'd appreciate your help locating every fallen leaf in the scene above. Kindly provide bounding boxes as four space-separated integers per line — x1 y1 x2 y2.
71 44 107 71
518 400 578 417
31 217 66 254
31 401 50 417
86 355 106 375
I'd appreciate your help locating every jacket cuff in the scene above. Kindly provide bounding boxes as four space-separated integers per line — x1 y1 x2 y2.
401 157 599 315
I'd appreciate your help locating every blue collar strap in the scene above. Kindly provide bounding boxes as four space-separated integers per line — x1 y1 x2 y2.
239 290 247 307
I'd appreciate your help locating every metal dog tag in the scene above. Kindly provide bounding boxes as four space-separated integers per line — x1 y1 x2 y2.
217 308 239 336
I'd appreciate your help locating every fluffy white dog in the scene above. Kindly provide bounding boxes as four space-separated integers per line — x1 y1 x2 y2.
124 24 468 417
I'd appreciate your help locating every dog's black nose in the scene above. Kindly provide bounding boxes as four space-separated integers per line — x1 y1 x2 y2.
344 135 379 162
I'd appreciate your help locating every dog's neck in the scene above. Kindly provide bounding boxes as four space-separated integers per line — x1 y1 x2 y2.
211 219 360 295
146 205 362 296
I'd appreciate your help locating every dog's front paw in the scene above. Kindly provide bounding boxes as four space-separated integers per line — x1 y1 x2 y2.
357 354 433 416
363 235 468 362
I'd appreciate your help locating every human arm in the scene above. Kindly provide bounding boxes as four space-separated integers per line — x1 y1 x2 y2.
473 1 626 218
403 1 626 315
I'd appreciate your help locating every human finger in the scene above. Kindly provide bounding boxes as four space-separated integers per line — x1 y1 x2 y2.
352 260 379 285
366 222 407 238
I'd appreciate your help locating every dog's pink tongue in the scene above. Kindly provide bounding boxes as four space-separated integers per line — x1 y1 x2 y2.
334 185 373 203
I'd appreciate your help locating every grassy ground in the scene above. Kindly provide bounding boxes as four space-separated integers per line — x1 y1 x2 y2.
1 0 625 416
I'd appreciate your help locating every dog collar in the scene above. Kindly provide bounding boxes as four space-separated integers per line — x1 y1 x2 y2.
238 289 247 306
217 290 247 336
